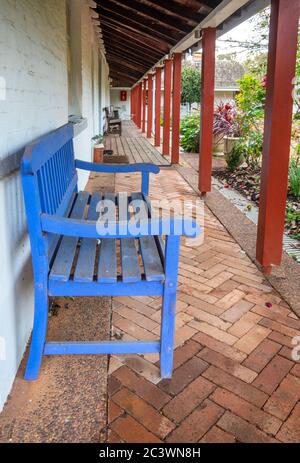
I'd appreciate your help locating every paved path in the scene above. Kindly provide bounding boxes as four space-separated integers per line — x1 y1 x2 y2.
106 168 300 444
1 124 299 443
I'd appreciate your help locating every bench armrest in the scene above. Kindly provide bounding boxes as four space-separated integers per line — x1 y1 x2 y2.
41 214 201 239
75 161 160 196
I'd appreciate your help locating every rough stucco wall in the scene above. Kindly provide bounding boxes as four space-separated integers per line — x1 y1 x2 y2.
100 56 110 134
0 0 109 410
71 0 104 190
0 0 68 411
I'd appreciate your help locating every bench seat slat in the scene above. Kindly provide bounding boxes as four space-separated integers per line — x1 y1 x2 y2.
50 191 89 282
119 192 141 283
120 238 141 282
139 236 165 282
73 192 101 282
97 192 117 283
131 193 164 281
97 239 117 283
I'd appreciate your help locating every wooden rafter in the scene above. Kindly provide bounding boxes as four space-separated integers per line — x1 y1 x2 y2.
104 46 154 69
104 0 192 33
100 19 172 52
108 56 149 74
146 0 205 23
103 35 162 62
97 6 179 45
100 24 164 57
99 0 188 37
95 0 224 86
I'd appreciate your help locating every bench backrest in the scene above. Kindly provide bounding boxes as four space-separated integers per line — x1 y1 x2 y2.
22 124 77 269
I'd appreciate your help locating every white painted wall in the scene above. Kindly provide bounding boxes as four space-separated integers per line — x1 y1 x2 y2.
0 0 110 410
110 88 132 120
100 55 111 134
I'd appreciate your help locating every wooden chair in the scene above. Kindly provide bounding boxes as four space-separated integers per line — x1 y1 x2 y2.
104 107 122 135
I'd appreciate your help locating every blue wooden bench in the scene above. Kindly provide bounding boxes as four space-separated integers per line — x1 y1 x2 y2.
21 124 200 381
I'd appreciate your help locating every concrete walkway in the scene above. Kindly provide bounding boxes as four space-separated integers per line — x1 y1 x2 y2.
0 124 299 443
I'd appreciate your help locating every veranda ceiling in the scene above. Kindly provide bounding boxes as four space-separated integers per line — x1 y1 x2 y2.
95 0 224 87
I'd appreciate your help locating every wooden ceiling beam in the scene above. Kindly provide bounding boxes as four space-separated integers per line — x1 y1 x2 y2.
106 55 148 74
99 0 185 38
104 46 154 68
110 71 137 82
97 7 179 45
145 0 204 23
100 26 163 58
102 35 161 62
192 0 220 13
100 20 170 53
108 61 142 77
104 0 191 34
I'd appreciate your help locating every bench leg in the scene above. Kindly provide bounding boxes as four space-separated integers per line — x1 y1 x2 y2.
160 235 180 378
160 284 177 378
24 286 48 381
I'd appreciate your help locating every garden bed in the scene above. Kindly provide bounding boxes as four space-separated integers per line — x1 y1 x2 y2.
213 167 300 242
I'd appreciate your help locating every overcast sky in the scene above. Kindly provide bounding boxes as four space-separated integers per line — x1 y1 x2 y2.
216 14 269 60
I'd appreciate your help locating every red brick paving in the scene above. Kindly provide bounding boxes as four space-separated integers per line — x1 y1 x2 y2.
105 168 300 443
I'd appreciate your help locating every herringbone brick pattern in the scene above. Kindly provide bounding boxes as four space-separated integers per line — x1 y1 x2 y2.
105 168 300 444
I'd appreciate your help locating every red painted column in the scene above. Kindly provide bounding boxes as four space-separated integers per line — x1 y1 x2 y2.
147 73 153 138
142 79 147 133
171 53 182 164
162 59 172 156
198 28 216 193
131 88 134 121
155 67 162 147
132 87 136 124
256 0 300 272
137 82 142 129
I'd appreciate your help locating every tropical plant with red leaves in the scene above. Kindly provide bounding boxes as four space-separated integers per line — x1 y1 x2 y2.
213 101 242 140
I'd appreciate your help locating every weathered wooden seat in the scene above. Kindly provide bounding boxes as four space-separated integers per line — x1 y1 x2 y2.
21 124 200 381
49 191 165 287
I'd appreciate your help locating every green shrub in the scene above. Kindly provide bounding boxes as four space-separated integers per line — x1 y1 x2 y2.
244 131 263 169
235 74 266 136
289 157 300 199
180 112 200 153
225 141 245 172
160 115 172 127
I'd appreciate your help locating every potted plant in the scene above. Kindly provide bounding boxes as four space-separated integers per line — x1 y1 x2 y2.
213 102 242 156
92 134 104 163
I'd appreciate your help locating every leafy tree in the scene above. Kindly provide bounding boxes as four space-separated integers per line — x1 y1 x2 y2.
235 74 266 135
244 52 268 79
181 66 201 108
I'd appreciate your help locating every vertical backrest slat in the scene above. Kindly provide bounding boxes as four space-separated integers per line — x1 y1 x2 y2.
22 124 78 265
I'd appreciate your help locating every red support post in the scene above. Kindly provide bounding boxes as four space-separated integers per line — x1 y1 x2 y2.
142 79 147 133
198 28 216 194
132 87 136 124
137 82 142 129
171 53 182 164
155 67 162 147
256 0 300 272
147 73 153 138
130 88 134 121
163 59 172 156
